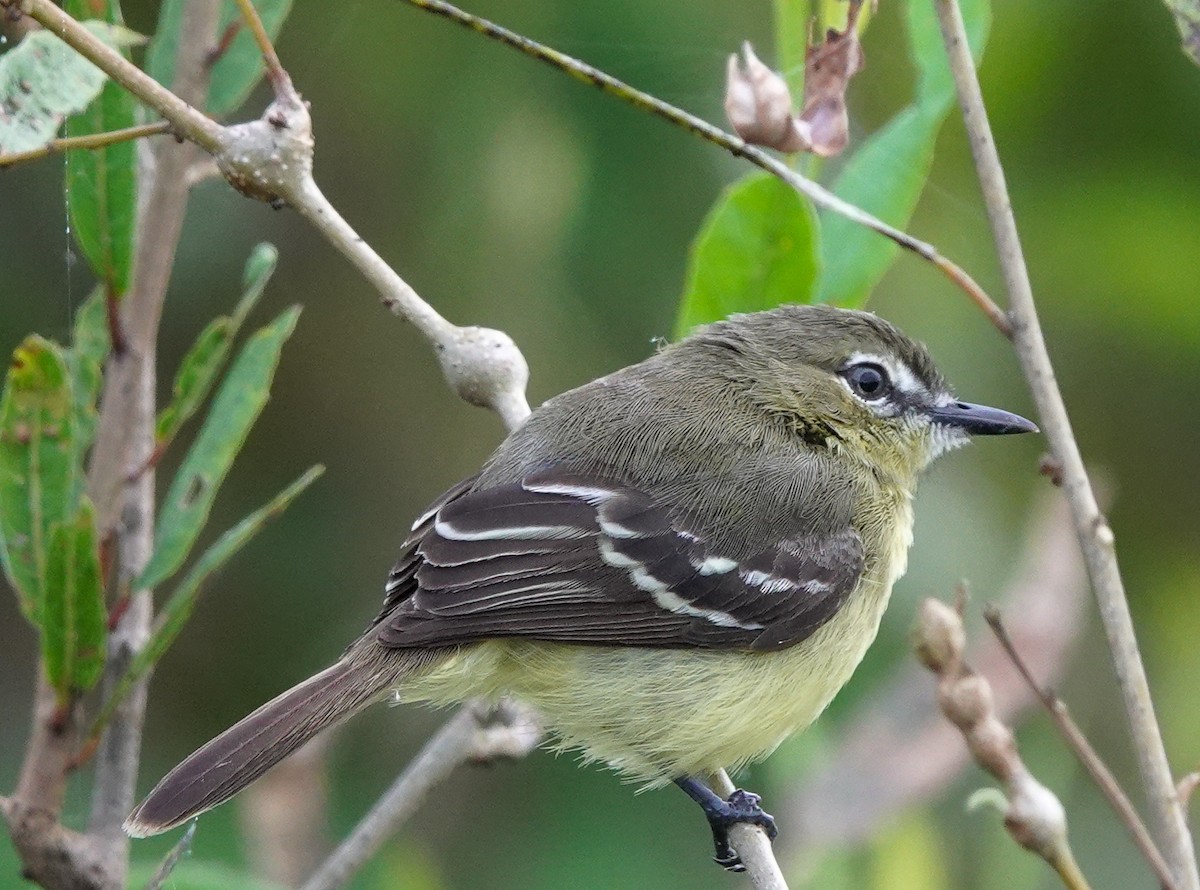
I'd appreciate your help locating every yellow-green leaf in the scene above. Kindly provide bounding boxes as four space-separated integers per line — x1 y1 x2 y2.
156 243 279 446
675 172 821 337
138 306 301 591
41 498 106 699
0 337 77 623
817 0 990 307
146 0 294 117
93 466 322 736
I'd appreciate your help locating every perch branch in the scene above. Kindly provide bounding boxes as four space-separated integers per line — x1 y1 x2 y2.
933 2 1198 887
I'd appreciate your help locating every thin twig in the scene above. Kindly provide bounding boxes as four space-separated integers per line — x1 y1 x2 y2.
1179 773 1199 817
301 704 541 890
985 608 1176 890
0 121 171 170
399 0 1012 337
231 0 288 89
932 2 1199 888
6 0 223 153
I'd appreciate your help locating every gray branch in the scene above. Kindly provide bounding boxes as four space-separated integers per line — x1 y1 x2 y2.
932 2 1199 888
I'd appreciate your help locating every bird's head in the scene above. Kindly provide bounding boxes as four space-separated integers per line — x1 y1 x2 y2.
683 304 1038 483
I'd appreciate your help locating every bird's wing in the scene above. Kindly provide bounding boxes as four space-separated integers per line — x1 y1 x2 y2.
376 468 863 652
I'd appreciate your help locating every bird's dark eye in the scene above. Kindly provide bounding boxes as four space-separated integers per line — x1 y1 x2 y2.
844 363 891 401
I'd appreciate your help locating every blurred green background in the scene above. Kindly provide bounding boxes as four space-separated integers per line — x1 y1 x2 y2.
3 0 1199 887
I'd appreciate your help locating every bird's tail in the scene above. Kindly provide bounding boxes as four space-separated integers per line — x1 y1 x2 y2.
125 655 393 838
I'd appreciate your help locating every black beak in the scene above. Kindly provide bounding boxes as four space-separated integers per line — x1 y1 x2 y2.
926 401 1039 435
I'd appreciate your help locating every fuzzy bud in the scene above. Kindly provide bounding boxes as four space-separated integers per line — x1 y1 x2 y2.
724 43 812 153
939 672 992 728
913 597 965 672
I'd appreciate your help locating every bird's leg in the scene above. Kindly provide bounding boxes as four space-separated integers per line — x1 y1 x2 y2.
674 776 778 871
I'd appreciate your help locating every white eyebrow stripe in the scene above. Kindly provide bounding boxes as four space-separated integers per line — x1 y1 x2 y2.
846 351 928 399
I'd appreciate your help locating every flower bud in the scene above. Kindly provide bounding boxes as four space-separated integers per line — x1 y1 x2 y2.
724 43 812 153
913 597 965 672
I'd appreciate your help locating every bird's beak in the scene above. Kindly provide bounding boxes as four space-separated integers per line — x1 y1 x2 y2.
926 401 1039 435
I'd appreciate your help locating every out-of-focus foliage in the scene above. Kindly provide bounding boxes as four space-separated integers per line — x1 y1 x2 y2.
2 0 1199 887
139 304 300 590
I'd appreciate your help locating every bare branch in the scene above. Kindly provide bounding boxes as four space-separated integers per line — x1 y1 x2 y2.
708 771 790 890
932 2 1199 887
6 0 223 153
300 703 541 890
0 121 171 170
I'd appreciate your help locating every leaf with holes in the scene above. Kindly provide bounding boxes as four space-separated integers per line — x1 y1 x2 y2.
157 243 278 448
138 306 301 591
94 465 322 736
63 1 139 296
146 0 294 117
41 498 106 700
816 0 990 307
675 172 821 337
0 21 143 154
0 337 78 624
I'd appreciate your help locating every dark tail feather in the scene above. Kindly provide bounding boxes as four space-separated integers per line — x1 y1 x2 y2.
125 658 389 837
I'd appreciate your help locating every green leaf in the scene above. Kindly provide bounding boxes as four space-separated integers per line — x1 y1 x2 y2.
138 306 301 591
675 172 821 337
146 0 294 118
156 243 279 446
816 0 990 307
41 498 106 699
67 286 111 495
94 465 323 736
0 21 142 154
0 337 77 623
63 1 139 296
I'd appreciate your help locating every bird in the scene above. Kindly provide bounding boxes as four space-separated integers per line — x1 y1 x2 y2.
125 304 1036 868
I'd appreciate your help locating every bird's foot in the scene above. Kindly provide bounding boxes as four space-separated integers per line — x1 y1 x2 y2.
674 778 778 872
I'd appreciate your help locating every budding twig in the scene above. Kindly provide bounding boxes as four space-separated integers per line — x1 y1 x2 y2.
984 607 1176 889
914 598 1091 890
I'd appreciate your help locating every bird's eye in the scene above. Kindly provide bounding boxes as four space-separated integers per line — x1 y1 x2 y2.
844 363 891 401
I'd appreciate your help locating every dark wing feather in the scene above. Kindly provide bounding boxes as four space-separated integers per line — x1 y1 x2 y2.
376 469 863 652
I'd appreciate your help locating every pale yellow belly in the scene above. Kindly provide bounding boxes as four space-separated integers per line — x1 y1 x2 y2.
402 569 899 784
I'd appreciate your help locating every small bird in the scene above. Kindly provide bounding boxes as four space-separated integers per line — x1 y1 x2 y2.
126 305 1036 867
